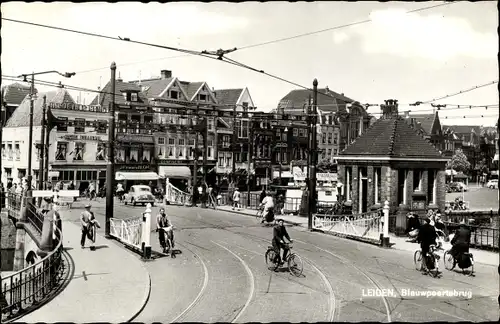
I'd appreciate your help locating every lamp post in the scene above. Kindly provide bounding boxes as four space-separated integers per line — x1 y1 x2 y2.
18 70 75 196
308 79 318 230
105 62 116 238
0 92 5 212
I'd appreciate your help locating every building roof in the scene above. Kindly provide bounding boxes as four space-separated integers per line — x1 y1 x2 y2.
340 116 444 159
213 89 243 107
1 82 35 106
5 89 75 128
410 113 436 135
135 78 174 98
445 125 482 135
278 88 355 113
1 213 17 249
181 81 204 101
90 80 148 107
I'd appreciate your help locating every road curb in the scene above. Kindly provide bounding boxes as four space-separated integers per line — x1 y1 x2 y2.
311 228 389 247
127 266 151 323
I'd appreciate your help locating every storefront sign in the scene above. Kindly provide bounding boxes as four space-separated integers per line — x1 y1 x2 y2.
49 102 107 113
157 159 193 165
58 134 104 142
116 134 154 144
117 164 153 171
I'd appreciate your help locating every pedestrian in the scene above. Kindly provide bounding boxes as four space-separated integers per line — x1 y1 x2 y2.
80 204 100 250
260 187 266 204
45 198 63 249
232 188 240 210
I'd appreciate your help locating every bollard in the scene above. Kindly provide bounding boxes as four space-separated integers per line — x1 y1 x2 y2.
142 203 152 259
381 201 390 248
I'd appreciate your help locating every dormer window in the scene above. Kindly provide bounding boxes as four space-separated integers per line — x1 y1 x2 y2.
130 92 138 102
123 91 139 102
199 94 207 101
170 91 178 99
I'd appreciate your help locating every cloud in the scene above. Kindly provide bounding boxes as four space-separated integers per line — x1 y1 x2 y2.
333 31 349 44
356 8 496 60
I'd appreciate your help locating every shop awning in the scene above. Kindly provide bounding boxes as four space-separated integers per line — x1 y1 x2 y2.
158 166 191 179
115 171 159 181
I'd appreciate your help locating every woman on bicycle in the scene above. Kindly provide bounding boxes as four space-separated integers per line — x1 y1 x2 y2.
259 191 275 223
417 217 438 272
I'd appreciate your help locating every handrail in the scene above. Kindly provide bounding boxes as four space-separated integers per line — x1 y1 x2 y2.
1 226 64 321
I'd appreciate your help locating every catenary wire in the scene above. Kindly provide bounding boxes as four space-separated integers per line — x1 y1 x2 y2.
3 75 498 120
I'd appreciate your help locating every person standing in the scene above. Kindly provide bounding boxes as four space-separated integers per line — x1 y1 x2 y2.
80 204 99 249
45 198 62 249
232 188 240 210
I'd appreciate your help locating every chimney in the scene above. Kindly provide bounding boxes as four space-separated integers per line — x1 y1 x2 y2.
405 111 410 119
161 70 172 79
381 99 399 119
117 72 123 82
325 86 329 94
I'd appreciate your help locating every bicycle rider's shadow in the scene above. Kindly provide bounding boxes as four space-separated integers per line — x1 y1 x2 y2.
273 267 306 278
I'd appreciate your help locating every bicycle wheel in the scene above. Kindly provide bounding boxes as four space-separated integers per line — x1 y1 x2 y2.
443 250 455 270
414 250 423 271
288 253 303 277
265 249 280 271
428 255 439 278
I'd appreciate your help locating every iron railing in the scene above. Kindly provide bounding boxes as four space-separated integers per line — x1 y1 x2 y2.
109 216 143 250
5 192 22 219
1 227 64 321
25 201 44 234
443 222 499 250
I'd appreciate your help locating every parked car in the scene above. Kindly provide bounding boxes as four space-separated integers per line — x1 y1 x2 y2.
487 179 498 189
124 185 155 206
457 182 468 192
448 182 468 192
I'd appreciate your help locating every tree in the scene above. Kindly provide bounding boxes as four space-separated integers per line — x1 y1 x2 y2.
446 149 471 174
317 159 337 173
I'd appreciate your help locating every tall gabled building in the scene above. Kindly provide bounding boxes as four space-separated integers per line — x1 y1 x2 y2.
1 82 35 123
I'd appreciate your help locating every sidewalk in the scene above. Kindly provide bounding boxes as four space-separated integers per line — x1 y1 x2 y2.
217 205 499 266
18 220 151 323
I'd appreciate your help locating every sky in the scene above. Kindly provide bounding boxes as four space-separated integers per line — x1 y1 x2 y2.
1 1 498 126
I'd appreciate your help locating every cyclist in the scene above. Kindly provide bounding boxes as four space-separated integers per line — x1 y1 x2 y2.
259 191 275 223
449 221 471 266
272 219 293 265
156 207 174 254
417 217 438 272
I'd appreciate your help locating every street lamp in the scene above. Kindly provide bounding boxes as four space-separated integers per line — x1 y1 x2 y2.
247 112 254 207
18 70 75 197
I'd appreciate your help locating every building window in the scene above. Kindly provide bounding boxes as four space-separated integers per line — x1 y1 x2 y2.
61 170 74 181
322 134 326 144
234 152 241 163
56 142 67 161
96 143 106 161
218 152 224 166
282 132 287 141
375 168 382 204
130 148 139 162
14 143 20 161
73 143 85 161
413 169 423 191
398 169 408 205
57 117 68 132
327 133 333 144
333 149 338 156
238 120 249 138
1 143 5 158
333 133 338 145
158 137 165 145
428 170 436 205
142 148 151 162
346 167 352 201
208 118 214 131
199 94 207 101
170 91 178 99
299 129 305 137
130 92 138 102
168 138 175 145
74 118 85 133
293 128 298 137
97 120 107 134
7 143 12 160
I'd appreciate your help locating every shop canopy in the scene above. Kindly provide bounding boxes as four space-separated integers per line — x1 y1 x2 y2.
115 171 159 181
158 166 191 179
48 171 60 178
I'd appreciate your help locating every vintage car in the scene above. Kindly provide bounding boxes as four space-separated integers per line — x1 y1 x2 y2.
124 185 155 206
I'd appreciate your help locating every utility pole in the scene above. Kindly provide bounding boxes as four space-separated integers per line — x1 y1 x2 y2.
27 73 35 194
306 94 312 179
0 89 4 212
193 104 199 206
38 95 46 192
43 109 50 190
105 62 116 238
201 115 208 209
247 114 253 207
308 79 318 230
232 105 237 184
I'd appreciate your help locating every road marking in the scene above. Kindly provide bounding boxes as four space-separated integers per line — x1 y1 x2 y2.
294 239 392 323
212 241 255 323
301 256 337 322
170 242 209 323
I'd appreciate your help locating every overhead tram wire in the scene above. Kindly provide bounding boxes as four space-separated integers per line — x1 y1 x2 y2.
2 2 456 77
417 80 499 104
237 1 458 50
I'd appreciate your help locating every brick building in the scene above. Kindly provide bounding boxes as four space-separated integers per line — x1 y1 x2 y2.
337 100 449 235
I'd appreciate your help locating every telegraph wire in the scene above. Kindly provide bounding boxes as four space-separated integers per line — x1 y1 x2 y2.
411 80 499 104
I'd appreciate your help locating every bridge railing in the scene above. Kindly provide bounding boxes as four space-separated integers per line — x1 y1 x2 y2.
109 216 143 250
165 181 192 206
443 221 499 250
1 227 64 322
25 201 44 234
312 207 385 242
5 192 22 219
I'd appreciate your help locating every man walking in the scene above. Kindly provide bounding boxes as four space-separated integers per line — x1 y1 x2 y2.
80 204 99 249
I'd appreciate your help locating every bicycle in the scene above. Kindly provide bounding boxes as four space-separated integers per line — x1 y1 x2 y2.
443 249 474 275
265 243 303 277
414 244 441 278
158 226 176 257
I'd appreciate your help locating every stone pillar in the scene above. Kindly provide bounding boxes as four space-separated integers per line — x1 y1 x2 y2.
435 170 446 212
352 165 359 214
38 213 54 257
367 166 375 208
405 170 414 209
422 169 429 205
13 226 26 271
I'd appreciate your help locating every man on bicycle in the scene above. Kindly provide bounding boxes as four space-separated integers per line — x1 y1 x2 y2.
449 221 471 264
259 191 275 223
273 219 292 265
156 207 174 254
417 217 438 272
